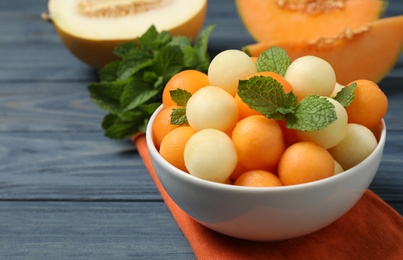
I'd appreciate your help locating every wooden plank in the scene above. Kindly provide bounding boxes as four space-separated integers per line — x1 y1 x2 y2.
0 201 195 260
379 78 403 131
0 81 102 132
0 132 163 200
370 132 403 215
0 1 93 81
0 44 94 81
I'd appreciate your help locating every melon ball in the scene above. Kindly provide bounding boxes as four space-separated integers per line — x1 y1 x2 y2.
208 49 257 96
334 160 344 175
284 55 336 100
297 98 348 149
184 129 238 183
328 123 378 170
186 86 238 132
330 83 345 98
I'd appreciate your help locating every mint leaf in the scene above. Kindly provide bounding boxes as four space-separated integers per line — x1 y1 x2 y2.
137 25 171 51
102 111 147 139
334 82 357 108
101 103 159 139
117 55 153 81
153 45 184 81
98 61 119 82
182 45 201 69
238 76 292 120
170 107 188 125
88 81 126 114
193 25 215 72
286 95 337 131
170 89 192 106
256 46 291 76
120 78 161 112
168 35 192 48
114 41 138 57
281 92 298 114
139 102 161 116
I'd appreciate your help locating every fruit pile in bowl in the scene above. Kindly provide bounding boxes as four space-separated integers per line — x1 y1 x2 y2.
146 47 387 241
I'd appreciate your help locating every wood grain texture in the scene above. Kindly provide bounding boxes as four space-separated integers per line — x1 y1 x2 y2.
0 201 195 259
0 0 402 259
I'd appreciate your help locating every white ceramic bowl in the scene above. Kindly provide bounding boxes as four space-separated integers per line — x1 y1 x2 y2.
146 105 386 241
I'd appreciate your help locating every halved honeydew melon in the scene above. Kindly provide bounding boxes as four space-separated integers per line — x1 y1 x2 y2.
48 0 207 68
243 15 403 85
236 0 386 43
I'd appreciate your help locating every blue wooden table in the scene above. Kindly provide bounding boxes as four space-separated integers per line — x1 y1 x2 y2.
0 1 402 259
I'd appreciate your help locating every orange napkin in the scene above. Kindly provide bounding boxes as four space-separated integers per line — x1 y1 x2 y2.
134 135 403 260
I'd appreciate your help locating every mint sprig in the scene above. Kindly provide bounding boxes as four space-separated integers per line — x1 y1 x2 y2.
238 76 337 131
240 46 357 131
88 24 215 139
237 76 291 121
169 88 192 125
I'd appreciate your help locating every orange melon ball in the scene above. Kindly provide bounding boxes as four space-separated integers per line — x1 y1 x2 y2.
345 79 388 130
278 142 335 186
162 69 210 107
152 106 182 150
232 115 284 171
234 170 283 187
159 126 196 172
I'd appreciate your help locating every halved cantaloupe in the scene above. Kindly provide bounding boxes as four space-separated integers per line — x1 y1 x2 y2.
47 0 207 68
243 15 403 85
236 0 386 42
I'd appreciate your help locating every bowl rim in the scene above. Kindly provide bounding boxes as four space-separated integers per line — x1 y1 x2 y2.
146 105 386 194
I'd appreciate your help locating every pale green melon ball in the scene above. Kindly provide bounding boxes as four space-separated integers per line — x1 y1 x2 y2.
330 83 345 98
297 98 348 149
284 55 336 100
186 86 238 132
184 129 238 183
208 49 257 96
334 160 344 175
328 123 378 170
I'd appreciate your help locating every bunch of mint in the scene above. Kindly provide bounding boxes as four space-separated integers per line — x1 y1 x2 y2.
88 25 215 139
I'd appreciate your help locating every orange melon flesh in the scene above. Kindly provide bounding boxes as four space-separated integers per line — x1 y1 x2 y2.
243 15 403 85
48 0 207 68
236 0 386 42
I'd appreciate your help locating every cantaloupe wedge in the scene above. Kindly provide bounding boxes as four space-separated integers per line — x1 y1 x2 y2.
243 15 403 85
236 0 386 42
47 0 207 68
